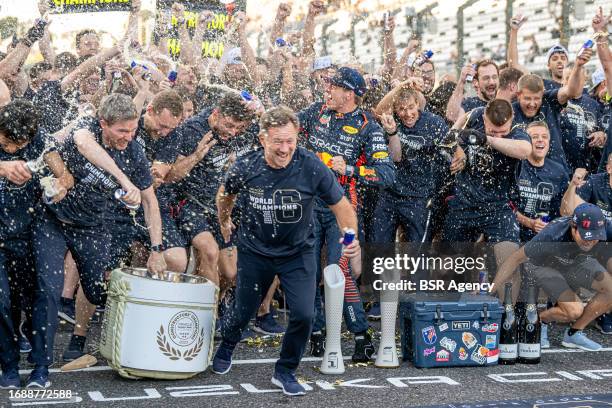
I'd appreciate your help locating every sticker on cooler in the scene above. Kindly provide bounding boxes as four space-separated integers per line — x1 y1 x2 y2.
485 335 497 349
422 326 437 345
458 347 468 360
470 345 489 364
440 337 457 352
486 348 500 364
482 323 499 333
462 332 477 349
438 323 449 332
435 349 450 362
499 343 518 359
519 343 541 358
424 346 435 356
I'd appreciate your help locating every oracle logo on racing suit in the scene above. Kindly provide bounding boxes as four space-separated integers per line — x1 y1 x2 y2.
309 135 355 158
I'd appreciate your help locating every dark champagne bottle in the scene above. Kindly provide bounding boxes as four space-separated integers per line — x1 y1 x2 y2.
499 282 518 365
518 284 541 364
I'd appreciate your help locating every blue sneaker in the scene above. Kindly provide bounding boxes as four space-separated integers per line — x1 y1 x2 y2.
0 367 21 389
26 366 50 388
240 327 257 342
367 302 381 320
540 323 550 349
562 329 602 351
254 313 285 335
211 344 234 375
271 371 306 396
595 313 612 335
19 321 32 354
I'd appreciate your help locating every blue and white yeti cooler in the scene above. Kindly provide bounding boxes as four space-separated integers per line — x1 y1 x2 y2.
399 292 503 368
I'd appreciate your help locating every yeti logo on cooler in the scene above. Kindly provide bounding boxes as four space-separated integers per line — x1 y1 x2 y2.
452 321 470 331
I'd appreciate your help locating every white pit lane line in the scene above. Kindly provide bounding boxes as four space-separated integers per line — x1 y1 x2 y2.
16 347 612 375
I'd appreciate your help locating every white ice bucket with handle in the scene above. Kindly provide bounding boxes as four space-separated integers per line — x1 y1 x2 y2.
100 268 218 380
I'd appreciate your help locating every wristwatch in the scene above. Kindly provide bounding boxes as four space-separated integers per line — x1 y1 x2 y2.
151 244 165 253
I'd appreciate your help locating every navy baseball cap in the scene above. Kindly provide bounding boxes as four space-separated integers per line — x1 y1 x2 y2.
329 67 367 97
572 203 607 241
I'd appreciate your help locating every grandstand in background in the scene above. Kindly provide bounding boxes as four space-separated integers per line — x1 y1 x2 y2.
253 0 610 78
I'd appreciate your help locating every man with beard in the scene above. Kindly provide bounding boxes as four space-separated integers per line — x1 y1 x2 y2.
492 203 612 351
512 48 591 171
446 60 499 123
507 15 569 91
543 45 570 91
298 67 395 361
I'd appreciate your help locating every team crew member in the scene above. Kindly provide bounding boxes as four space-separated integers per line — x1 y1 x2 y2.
443 100 531 249
512 48 592 170
493 203 612 351
31 94 166 388
373 86 449 243
543 45 570 91
62 90 187 362
212 106 361 396
298 67 394 360
559 63 604 173
0 100 73 389
561 155 612 222
515 121 569 242
446 59 500 123
593 9 612 173
166 93 258 286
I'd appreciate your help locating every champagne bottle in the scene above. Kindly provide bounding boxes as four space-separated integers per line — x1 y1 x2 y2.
518 284 541 364
499 283 518 365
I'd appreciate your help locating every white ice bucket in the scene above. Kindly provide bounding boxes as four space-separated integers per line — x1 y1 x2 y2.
100 268 219 380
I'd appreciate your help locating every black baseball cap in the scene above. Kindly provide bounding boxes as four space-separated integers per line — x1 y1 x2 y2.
572 203 607 241
329 67 367 97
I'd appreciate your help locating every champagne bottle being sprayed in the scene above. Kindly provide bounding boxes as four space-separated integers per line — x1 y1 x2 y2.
114 189 140 210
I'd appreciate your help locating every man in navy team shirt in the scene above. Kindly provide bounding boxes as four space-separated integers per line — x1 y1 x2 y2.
61 90 188 362
212 106 360 396
515 121 569 242
559 63 606 173
374 86 449 243
166 93 258 287
561 153 612 334
31 94 165 388
0 100 73 389
593 8 612 173
443 99 531 274
512 47 592 172
493 203 612 351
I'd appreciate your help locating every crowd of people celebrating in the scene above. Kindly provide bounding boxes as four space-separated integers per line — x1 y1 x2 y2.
0 0 611 396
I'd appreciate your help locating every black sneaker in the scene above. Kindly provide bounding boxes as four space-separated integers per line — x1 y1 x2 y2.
63 334 86 362
352 331 375 363
310 331 325 357
58 297 76 325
